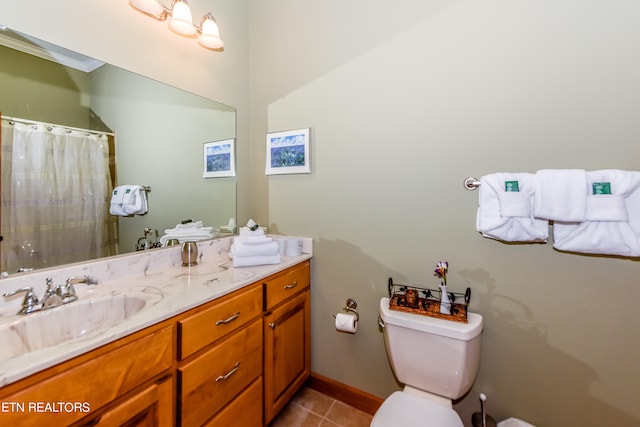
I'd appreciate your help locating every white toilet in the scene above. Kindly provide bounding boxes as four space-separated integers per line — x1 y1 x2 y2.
372 297 484 427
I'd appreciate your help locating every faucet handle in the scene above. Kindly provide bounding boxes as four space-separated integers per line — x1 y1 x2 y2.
67 276 96 286
3 287 40 315
56 280 78 304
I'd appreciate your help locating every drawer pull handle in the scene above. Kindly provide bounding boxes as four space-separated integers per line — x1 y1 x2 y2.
215 311 240 326
215 362 240 382
284 281 298 290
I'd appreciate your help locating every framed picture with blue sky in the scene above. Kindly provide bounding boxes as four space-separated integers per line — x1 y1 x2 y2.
203 138 235 178
265 128 311 175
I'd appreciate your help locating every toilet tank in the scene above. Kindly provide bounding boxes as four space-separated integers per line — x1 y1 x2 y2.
379 297 483 400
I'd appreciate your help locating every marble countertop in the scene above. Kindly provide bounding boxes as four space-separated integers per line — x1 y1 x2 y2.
0 236 312 388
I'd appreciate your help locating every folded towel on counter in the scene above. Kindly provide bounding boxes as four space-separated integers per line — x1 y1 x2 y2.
239 227 265 237
236 235 272 244
231 241 280 257
175 220 204 229
553 170 640 256
159 220 216 245
109 186 128 216
232 254 281 268
230 220 281 266
534 169 588 221
476 173 549 242
163 226 215 236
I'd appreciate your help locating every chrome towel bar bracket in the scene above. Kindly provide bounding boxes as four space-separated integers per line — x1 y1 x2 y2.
464 177 481 191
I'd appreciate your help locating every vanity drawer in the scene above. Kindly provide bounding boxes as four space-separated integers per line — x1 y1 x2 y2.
178 283 262 359
203 377 263 427
178 318 263 427
0 326 173 427
264 260 310 309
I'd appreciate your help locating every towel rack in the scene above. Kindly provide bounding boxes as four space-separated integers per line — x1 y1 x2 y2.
142 186 151 192
463 177 481 191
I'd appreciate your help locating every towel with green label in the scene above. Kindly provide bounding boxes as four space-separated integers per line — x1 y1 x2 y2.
476 173 548 242
553 169 640 256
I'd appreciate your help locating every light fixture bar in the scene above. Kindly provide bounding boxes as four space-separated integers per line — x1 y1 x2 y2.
129 0 169 20
129 0 224 50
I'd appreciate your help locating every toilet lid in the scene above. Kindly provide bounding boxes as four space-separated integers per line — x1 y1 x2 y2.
371 391 463 427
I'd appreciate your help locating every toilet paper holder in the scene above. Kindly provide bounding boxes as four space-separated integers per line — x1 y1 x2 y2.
335 297 359 321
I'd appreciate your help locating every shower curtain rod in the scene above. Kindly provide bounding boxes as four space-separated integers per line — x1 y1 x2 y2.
1 115 115 137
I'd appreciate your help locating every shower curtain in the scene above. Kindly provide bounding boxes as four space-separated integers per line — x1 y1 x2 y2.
1 119 117 273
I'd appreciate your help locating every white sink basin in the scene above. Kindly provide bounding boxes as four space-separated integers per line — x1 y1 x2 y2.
0 295 146 363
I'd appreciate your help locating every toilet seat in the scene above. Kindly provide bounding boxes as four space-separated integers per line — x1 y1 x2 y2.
371 391 463 427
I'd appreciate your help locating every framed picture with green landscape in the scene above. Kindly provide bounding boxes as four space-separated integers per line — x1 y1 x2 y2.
203 139 235 178
265 128 311 175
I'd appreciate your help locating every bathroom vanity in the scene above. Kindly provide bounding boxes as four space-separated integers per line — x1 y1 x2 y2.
0 237 311 426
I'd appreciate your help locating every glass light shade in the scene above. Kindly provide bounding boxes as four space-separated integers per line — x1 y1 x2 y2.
198 15 224 49
129 0 166 19
169 0 196 36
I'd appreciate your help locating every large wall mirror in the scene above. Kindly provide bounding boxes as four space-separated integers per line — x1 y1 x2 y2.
0 28 236 275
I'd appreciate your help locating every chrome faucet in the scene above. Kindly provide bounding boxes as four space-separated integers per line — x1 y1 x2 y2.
56 276 96 304
41 277 63 308
2 287 41 315
3 275 96 315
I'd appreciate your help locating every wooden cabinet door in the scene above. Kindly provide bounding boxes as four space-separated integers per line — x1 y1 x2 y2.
263 289 311 424
75 375 174 427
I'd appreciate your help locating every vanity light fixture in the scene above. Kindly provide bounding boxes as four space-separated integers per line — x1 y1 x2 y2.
129 0 224 50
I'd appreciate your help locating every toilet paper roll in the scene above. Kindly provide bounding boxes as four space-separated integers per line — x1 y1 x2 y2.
335 312 358 334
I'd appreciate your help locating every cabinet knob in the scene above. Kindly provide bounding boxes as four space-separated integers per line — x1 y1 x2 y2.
268 322 276 329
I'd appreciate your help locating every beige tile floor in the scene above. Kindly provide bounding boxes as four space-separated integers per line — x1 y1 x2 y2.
270 387 373 427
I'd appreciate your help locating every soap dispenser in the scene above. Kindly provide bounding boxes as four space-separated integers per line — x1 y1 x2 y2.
181 241 198 266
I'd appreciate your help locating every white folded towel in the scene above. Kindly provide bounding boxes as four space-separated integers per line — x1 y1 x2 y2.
239 227 265 237
236 235 272 245
232 254 281 268
585 195 628 221
175 220 204 229
159 231 216 246
534 169 588 221
122 185 148 215
109 185 128 216
159 221 216 245
231 241 279 257
163 226 214 235
476 173 548 242
553 170 640 256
